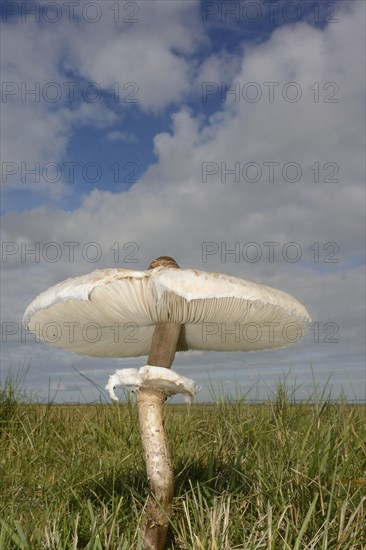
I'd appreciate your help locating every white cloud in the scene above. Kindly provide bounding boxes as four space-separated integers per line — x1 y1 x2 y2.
1 0 203 194
63 1 206 112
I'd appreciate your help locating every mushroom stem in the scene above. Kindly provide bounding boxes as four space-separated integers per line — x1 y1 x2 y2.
147 322 181 368
137 322 181 550
137 387 173 550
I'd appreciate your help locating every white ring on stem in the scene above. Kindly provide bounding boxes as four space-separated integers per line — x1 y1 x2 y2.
105 365 200 403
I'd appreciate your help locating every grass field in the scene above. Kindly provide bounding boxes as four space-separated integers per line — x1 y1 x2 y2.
1 377 365 549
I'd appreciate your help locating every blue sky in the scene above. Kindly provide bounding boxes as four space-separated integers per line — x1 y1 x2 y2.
1 0 365 402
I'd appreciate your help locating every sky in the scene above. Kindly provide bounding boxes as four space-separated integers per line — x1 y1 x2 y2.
1 0 365 403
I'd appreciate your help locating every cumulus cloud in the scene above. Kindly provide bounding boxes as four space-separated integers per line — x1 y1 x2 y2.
1 0 203 194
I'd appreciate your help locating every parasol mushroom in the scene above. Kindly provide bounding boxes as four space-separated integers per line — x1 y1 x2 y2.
23 256 311 550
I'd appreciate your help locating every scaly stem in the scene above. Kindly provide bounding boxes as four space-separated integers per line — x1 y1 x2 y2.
137 387 173 550
138 322 181 550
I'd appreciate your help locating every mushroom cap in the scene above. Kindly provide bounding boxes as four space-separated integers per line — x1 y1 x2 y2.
23 266 311 357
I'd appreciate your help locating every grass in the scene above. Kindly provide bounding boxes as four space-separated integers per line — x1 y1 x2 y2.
1 376 365 549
